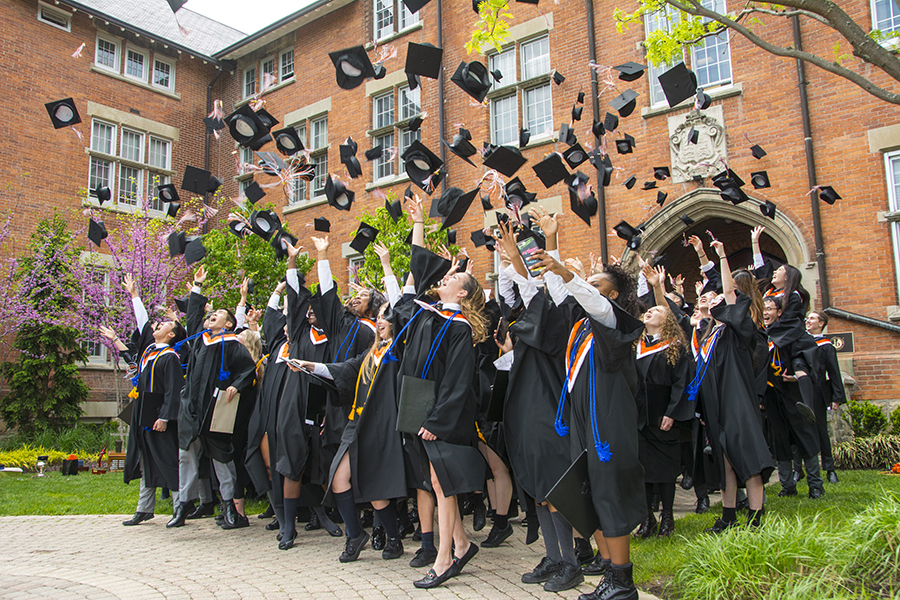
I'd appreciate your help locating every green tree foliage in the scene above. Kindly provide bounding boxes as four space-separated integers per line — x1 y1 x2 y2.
466 0 515 55
0 214 89 433
842 399 889 438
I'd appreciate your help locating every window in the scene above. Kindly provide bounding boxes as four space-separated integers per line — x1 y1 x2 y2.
261 56 277 88
369 85 422 181
885 150 900 302
490 47 516 91
691 0 732 89
373 0 419 40
486 35 553 146
289 125 308 205
281 49 294 80
312 154 328 198
82 268 110 364
374 92 395 129
244 67 257 98
644 7 681 106
95 36 119 72
37 1 71 31
88 119 172 214
289 117 327 204
312 116 328 150
521 36 550 80
93 34 177 93
125 48 148 82
153 58 175 91
400 86 420 120
374 133 395 180
873 0 900 34
523 84 552 137
491 95 518 146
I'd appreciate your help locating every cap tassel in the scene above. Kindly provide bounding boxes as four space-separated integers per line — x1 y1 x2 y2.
218 331 230 381
128 387 139 399
554 384 569 437
594 440 612 463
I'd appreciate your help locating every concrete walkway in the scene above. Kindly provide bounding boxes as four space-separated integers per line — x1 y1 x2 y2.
0 512 663 600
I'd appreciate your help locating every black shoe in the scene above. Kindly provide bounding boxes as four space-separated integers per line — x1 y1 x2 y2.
705 518 738 534
221 500 249 530
166 501 195 528
582 554 610 577
304 510 321 531
809 487 825 500
481 523 513 548
793 470 805 483
399 520 416 539
695 496 710 514
265 518 279 531
122 512 153 526
360 510 374 528
382 536 404 560
736 495 750 511
278 529 297 550
634 512 658 539
409 546 438 568
372 525 386 551
258 504 275 519
657 510 675 538
544 562 584 592
651 492 660 512
778 487 798 497
186 501 216 520
412 524 422 542
448 542 479 576
413 566 455 589
680 475 694 490
575 537 594 565
827 470 839 484
327 525 343 537
522 557 558 584
472 497 487 532
596 563 638 600
339 530 370 563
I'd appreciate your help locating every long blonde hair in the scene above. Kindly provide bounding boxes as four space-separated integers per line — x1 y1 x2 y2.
657 308 688 366
360 305 389 384
426 273 489 344
240 329 264 381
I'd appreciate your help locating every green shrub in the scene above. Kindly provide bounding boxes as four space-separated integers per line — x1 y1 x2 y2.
834 434 900 470
890 405 900 435
842 400 889 438
0 422 116 454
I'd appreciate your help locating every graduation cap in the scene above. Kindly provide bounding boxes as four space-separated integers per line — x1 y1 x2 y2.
595 152 614 187
45 98 81 129
157 183 179 203
657 62 698 108
166 202 181 219
567 171 597 227
166 0 187 12
610 89 638 118
504 177 536 209
168 231 186 257
181 165 213 195
207 175 222 195
254 108 279 131
443 131 477 166
552 70 565 85
407 115 424 132
696 88 712 110
325 174 355 210
491 68 503 82
91 186 111 205
247 133 273 152
615 133 635 154
314 216 331 232
546 451 601 539
402 140 444 191
719 185 750 205
642 180 657 190
483 145 527 178
760 200 777 220
751 144 767 159
241 181 265 204
250 210 282 241
385 198 403 223
273 127 305 155
571 104 584 122
624 175 637 189
750 171 770 189
613 61 647 82
225 104 269 147
270 230 298 260
407 72 421 90
562 144 589 168
343 156 362 178
654 166 670 180
603 112 619 134
678 214 695 227
372 63 387 80
438 187 479 230
446 229 458 245
405 42 443 79
532 153 570 188
450 60 492 103
614 220 641 250
559 123 577 146
577 91 586 104
519 127 531 148
347 222 378 254
712 168 746 189
365 145 384 161
174 296 189 314
340 137 359 160
228 219 252 238
87 218 107 247
184 236 206 265
656 191 668 206
204 116 225 133
818 186 841 205
480 194 493 210
688 126 699 144
402 0 431 11
329 46 376 90
592 120 605 139
470 229 491 248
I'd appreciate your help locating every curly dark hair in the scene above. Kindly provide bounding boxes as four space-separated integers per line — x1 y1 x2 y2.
599 263 640 317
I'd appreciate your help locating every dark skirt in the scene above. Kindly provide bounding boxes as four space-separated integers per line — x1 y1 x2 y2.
423 440 486 498
638 427 681 483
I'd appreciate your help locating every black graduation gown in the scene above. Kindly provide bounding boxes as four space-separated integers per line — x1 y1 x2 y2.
324 347 408 503
178 291 256 463
502 289 571 503
813 335 844 406
695 292 775 487
475 298 503 460
244 307 288 494
123 324 183 491
762 342 820 460
636 339 693 483
391 246 485 497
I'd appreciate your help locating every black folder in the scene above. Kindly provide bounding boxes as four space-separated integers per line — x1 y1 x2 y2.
485 371 509 422
396 375 436 435
546 450 600 539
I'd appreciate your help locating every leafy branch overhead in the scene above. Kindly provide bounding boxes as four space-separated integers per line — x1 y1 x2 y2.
466 0 516 55
613 0 900 105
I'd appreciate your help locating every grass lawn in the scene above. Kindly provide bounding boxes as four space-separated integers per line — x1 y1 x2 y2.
631 470 900 599
0 471 268 516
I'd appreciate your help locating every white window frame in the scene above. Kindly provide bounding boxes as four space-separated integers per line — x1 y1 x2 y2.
689 0 732 89
311 116 328 150
399 85 420 121
489 47 517 91
124 46 149 83
520 35 550 80
374 0 394 41
373 91 395 130
312 153 328 199
644 7 683 106
82 268 110 364
374 132 395 181
522 83 553 139
244 67 257 99
872 0 900 50
399 2 419 30
288 124 308 204
280 48 295 81
37 1 71 31
152 56 176 92
95 34 120 73
261 55 277 87
490 93 518 146
884 150 900 303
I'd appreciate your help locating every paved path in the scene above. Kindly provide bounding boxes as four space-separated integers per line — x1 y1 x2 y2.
0 513 663 600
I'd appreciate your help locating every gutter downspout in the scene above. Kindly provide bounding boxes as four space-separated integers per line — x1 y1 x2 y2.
437 0 447 194
203 68 223 234
585 0 608 263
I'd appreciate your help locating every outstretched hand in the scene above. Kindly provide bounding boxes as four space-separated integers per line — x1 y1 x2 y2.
121 273 137 298
193 266 207 285
99 325 118 341
311 236 329 254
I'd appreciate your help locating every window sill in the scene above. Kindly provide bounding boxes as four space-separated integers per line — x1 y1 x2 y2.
522 133 557 150
84 148 175 177
80 361 117 371
89 65 181 100
235 77 296 108
368 115 421 139
283 196 328 214
82 199 172 221
485 73 550 101
235 172 254 182
365 22 424 50
641 82 743 118
365 173 411 191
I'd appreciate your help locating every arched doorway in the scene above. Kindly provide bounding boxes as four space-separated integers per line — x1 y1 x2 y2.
620 189 817 305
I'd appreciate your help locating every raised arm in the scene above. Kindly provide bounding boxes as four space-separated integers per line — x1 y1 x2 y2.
642 263 667 308
535 249 615 327
710 239 736 305
186 266 208 335
373 242 401 307
122 273 149 332
312 235 333 295
235 277 249 330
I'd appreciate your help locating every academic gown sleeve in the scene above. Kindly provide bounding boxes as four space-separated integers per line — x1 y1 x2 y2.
263 307 287 352
158 353 185 421
820 343 845 404
664 352 694 423
187 291 208 336
223 342 257 394
701 264 722 295
510 289 567 358
286 274 313 358
410 245 452 298
710 291 755 349
308 284 349 346
421 323 477 445
323 354 368 408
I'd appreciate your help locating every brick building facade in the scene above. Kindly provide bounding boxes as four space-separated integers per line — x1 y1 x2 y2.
2 0 899 421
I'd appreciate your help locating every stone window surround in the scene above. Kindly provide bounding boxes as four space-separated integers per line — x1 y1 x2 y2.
282 99 332 214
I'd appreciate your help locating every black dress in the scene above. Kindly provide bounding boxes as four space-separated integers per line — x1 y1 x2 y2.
695 292 775 487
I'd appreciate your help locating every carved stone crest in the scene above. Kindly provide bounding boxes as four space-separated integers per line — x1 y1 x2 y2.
668 105 727 183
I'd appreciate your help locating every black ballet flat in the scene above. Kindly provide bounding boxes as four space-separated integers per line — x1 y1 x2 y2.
413 567 455 589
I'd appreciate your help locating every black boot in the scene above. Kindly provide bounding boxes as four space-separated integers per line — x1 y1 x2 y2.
481 522 513 548
221 499 249 530
634 512 657 539
582 554 610 577
695 496 710 514
657 511 675 538
166 500 194 528
372 525 386 551
575 537 594 565
544 562 585 592
186 501 216 520
305 509 322 531
382 536 404 560
258 503 275 519
123 512 153 526
595 563 638 600
472 495 487 532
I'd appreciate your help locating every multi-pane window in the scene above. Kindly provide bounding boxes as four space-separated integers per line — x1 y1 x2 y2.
400 127 420 157
370 85 422 181
312 117 328 150
281 49 294 80
88 119 171 214
521 36 550 80
261 56 277 87
82 269 110 363
487 35 552 146
691 0 731 88
375 133 395 179
874 0 900 34
153 59 173 90
490 47 516 91
523 85 552 137
95 36 176 92
289 117 327 204
374 92 395 129
400 86 420 120
312 154 328 198
644 7 681 105
244 67 257 98
884 150 900 302
491 95 518 146
374 0 419 40
125 49 146 81
96 37 118 70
